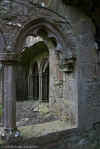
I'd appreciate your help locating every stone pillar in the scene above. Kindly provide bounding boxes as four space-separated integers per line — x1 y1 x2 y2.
28 71 33 100
3 64 16 130
0 53 21 141
39 72 42 101
0 63 3 104
0 64 3 125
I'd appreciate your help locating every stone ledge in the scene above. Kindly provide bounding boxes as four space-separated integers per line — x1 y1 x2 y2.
19 120 76 139
0 121 77 145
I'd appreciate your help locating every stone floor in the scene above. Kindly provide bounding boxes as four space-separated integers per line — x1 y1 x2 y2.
16 100 58 127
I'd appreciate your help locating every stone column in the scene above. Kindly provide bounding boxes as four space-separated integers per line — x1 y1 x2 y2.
0 64 3 125
0 64 3 105
39 72 42 102
1 62 20 141
28 71 33 100
3 64 16 130
0 53 21 141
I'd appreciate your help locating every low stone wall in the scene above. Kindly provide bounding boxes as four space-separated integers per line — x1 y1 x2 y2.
0 123 100 149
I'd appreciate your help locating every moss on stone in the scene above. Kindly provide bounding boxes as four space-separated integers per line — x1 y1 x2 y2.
39 103 49 114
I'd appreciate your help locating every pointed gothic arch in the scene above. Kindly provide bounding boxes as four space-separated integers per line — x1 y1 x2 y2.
14 18 77 130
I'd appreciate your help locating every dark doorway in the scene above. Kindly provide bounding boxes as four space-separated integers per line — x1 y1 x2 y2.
32 62 39 100
42 60 49 102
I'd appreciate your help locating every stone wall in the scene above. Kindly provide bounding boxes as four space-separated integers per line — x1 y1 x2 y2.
0 0 99 128
0 0 100 147
49 48 78 127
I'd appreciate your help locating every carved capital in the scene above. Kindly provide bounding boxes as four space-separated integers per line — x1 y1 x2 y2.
59 58 76 73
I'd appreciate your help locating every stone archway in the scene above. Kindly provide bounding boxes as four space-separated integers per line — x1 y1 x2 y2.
25 39 49 102
15 19 77 127
1 18 78 140
28 57 49 102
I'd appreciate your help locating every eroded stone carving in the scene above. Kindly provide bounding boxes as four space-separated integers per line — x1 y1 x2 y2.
59 58 76 73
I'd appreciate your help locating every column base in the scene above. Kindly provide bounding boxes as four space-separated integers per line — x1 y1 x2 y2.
1 128 22 143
